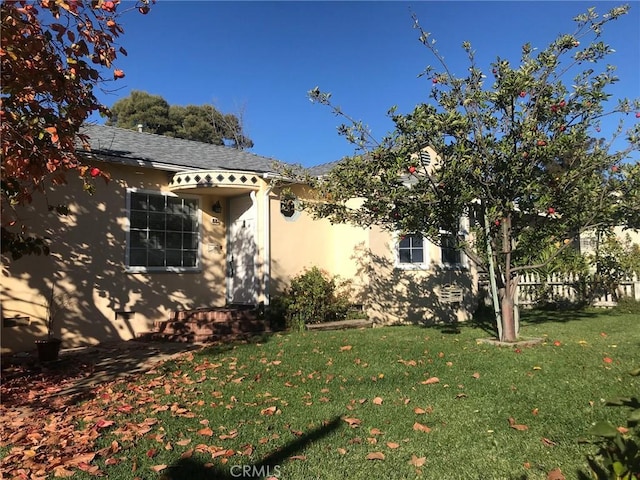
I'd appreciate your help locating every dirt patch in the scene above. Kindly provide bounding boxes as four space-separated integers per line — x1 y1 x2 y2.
476 337 544 348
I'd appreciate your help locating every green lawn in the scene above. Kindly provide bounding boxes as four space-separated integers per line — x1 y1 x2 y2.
2 310 639 479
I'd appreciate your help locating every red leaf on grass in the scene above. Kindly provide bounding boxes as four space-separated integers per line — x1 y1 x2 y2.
413 422 432 433
421 377 440 385
366 451 385 460
508 417 528 431
197 427 214 436
547 468 565 480
343 417 362 427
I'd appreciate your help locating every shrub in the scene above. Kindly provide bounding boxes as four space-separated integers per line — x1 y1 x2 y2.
583 368 640 479
613 297 640 315
275 267 352 332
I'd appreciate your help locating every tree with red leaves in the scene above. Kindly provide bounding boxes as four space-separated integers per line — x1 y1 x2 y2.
1 0 153 259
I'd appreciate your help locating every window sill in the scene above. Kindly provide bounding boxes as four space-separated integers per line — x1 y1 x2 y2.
125 267 202 274
394 263 430 271
440 263 469 271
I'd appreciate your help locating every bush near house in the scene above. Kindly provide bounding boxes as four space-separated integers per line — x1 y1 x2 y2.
270 267 352 332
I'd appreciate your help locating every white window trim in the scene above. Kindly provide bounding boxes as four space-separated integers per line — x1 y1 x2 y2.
125 188 202 273
394 233 430 270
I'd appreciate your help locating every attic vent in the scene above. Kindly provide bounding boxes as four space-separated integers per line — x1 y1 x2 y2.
419 151 431 166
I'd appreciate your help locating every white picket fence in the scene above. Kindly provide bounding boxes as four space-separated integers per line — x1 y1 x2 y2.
515 272 640 308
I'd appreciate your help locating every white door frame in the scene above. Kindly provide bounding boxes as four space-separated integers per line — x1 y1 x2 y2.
226 192 259 305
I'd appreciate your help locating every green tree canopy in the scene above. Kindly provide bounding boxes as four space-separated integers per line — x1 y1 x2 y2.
301 5 640 342
107 91 254 149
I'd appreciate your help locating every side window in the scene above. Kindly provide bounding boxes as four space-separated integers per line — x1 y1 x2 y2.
440 217 467 268
440 233 462 266
127 190 200 271
398 234 425 264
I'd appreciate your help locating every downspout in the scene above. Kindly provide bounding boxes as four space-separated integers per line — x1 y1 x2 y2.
262 175 274 306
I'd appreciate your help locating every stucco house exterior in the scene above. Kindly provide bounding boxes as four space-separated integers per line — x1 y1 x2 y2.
0 125 479 354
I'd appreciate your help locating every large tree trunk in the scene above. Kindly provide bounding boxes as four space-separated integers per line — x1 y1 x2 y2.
499 214 517 342
500 295 517 342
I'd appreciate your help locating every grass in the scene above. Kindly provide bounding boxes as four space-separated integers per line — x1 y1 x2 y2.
2 310 639 479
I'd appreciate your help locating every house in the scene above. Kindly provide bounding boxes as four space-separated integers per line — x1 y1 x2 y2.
0 125 479 353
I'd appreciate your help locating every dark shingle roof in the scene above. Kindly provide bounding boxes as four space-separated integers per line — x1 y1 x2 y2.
80 124 282 173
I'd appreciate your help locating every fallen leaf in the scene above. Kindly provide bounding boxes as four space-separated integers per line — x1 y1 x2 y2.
421 377 440 385
370 428 383 435
472 372 480 379
337 447 347 455
524 462 531 469
260 406 279 416
532 408 539 416
150 464 167 472
508 417 528 431
176 439 191 446
533 366 542 370
289 455 306 461
342 417 362 427
414 407 427 414
197 427 214 437
65 452 96 466
409 454 426 467
372 397 383 405
53 466 75 477
95 419 115 429
547 467 565 480
617 426 629 434
542 437 557 447
340 345 353 352
386 442 400 449
413 422 432 433
603 357 613 364
366 451 385 460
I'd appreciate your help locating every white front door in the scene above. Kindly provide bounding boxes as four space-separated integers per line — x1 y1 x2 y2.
227 194 258 304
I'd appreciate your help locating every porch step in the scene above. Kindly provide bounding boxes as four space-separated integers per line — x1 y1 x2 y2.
136 307 270 344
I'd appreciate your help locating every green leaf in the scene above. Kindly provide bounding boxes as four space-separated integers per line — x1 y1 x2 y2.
628 408 640 422
588 421 619 438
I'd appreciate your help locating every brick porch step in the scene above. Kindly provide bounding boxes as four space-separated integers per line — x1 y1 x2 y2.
136 306 269 344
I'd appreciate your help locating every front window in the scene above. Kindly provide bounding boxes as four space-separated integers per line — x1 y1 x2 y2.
127 190 200 271
398 234 424 264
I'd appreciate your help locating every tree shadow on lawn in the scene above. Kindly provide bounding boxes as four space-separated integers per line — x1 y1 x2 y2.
161 416 343 480
468 303 605 338
0 334 276 413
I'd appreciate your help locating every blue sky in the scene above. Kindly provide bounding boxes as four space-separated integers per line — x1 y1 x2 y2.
97 1 640 167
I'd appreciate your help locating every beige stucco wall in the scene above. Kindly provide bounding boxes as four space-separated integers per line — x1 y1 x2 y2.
268 185 369 296
268 185 479 325
1 160 229 354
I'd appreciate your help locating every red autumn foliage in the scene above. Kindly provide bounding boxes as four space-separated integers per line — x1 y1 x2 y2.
0 0 153 259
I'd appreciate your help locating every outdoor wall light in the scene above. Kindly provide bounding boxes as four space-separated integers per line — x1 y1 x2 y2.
212 201 222 213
